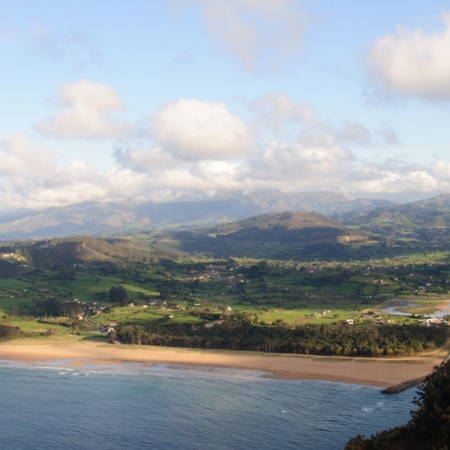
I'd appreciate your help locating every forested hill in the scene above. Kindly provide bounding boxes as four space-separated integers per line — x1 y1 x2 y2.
5 193 450 264
13 236 169 267
206 211 346 234
1 211 372 266
160 211 371 259
340 193 450 241
200 211 364 242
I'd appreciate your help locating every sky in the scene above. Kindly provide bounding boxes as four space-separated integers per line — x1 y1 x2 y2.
1 0 450 213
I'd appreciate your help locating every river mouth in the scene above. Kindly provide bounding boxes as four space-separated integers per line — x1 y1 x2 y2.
379 301 418 316
379 300 450 317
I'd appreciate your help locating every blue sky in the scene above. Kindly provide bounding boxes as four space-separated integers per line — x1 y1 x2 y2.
1 0 450 212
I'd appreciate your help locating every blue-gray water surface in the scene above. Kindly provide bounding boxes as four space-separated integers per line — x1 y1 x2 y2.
0 359 417 450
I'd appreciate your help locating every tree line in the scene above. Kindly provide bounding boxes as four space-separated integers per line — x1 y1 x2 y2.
36 298 85 318
113 319 448 357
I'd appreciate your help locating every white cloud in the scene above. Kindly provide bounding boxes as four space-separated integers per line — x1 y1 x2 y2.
114 145 241 201
262 142 353 177
173 0 308 71
0 135 53 178
152 99 253 160
433 160 450 179
37 80 132 139
1 93 449 212
250 94 378 151
340 159 450 198
115 145 177 172
367 12 450 99
237 151 450 199
250 94 316 137
239 140 354 192
2 132 450 212
0 135 111 210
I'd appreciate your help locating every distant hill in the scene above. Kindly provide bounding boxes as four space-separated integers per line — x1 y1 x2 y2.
158 211 372 260
0 191 394 240
203 211 364 243
16 211 369 264
21 236 157 267
2 212 367 266
6 193 450 265
12 235 191 269
340 193 450 245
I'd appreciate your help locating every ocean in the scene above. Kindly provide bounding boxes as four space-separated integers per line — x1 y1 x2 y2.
0 359 417 450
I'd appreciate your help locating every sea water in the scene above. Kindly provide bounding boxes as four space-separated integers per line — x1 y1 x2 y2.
0 359 417 450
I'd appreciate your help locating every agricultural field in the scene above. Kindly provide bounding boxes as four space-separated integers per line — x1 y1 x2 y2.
1 249 450 341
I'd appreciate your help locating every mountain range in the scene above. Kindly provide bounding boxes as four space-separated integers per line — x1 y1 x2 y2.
3 192 450 263
0 191 394 240
1 190 450 244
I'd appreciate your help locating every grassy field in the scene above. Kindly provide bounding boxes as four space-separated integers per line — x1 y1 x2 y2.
1 253 449 337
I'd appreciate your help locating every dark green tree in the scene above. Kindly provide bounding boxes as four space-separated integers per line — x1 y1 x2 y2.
0 259 19 277
410 359 450 447
108 286 128 304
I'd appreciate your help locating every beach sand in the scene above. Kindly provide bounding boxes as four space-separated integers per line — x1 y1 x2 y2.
0 338 443 387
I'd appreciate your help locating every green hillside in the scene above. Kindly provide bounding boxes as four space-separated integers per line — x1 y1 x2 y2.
341 194 450 245
158 211 373 260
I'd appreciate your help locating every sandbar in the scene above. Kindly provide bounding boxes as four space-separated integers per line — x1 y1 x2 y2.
0 338 443 387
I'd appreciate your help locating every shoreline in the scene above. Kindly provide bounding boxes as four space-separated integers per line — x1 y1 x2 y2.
0 338 443 387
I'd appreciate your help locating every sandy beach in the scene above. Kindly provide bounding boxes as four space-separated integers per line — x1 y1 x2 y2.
0 338 443 387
